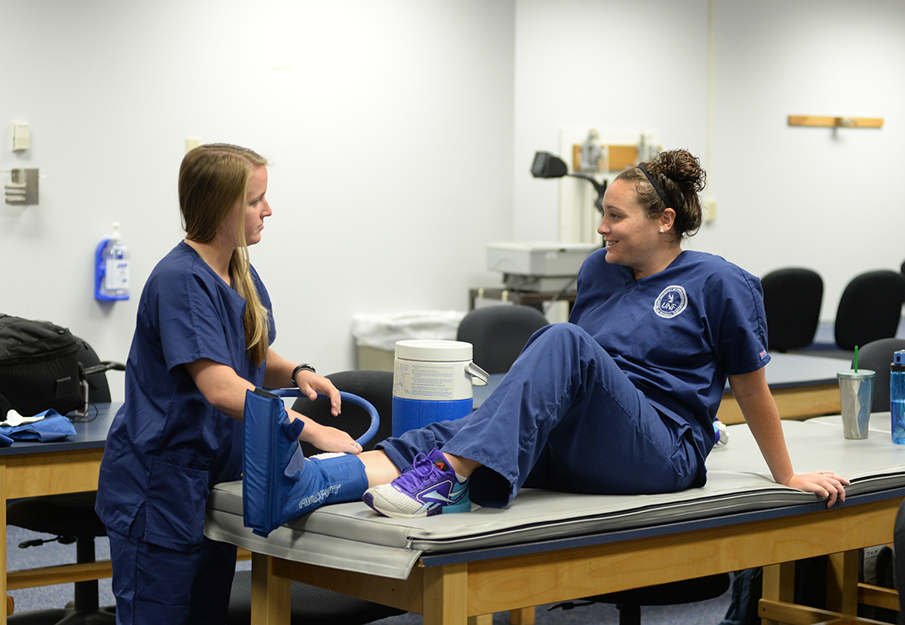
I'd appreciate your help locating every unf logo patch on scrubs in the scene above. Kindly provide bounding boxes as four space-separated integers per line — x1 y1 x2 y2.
654 285 688 319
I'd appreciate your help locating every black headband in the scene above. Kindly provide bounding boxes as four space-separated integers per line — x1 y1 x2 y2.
637 165 671 208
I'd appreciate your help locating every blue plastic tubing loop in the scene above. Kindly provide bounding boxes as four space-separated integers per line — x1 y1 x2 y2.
268 388 380 447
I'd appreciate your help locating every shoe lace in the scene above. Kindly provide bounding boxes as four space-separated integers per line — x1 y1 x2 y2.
394 453 440 489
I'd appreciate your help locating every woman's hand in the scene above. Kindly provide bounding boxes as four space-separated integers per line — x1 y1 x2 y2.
301 420 362 455
786 470 849 508
296 370 341 416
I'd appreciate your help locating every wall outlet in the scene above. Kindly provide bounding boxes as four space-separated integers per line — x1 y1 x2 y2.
704 198 717 223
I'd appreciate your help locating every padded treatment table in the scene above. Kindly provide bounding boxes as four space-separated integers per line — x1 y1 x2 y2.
205 415 905 625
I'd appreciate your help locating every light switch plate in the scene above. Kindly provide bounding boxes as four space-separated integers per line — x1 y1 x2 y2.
10 122 30 152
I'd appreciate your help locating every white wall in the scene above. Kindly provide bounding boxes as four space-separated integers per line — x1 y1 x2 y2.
513 0 905 324
705 1 905 316
512 0 710 240
0 0 516 401
4 0 905 403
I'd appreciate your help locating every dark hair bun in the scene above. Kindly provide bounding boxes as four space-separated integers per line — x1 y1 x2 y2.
647 149 705 239
651 149 706 195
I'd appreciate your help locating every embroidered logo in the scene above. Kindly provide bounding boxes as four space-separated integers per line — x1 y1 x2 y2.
654 285 688 319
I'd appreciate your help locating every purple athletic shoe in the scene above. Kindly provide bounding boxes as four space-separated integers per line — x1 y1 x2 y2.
362 449 471 518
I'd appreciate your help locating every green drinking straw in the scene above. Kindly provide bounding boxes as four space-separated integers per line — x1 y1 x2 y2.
854 345 859 372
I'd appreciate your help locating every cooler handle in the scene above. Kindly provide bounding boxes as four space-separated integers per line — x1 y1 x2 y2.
466 362 489 386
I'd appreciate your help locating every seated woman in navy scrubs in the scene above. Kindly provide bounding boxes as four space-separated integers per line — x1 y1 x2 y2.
256 148 848 525
95 143 364 625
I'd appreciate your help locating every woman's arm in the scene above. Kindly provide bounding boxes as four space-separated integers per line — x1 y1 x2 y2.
184 358 252 421
264 349 341 416
728 367 848 507
184 357 359 454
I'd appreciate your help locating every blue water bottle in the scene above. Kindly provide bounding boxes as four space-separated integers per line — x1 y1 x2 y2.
890 350 905 444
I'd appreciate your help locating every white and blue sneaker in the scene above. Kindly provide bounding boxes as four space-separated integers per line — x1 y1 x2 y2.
362 449 471 518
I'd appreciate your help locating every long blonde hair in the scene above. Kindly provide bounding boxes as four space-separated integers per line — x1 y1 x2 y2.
179 143 271 366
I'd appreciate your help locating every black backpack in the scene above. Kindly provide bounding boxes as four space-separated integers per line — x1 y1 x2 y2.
0 314 84 417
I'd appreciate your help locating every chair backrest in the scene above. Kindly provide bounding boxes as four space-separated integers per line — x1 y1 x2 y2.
291 369 393 456
456 305 549 374
835 270 905 351
851 338 905 413
760 268 823 352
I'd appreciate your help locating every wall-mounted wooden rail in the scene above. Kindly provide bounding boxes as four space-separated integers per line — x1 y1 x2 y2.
788 115 883 129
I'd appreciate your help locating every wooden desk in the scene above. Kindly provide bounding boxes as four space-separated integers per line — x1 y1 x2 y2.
0 403 119 625
244 488 904 625
718 352 844 425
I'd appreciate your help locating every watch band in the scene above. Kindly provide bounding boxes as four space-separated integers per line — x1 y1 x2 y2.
291 363 316 386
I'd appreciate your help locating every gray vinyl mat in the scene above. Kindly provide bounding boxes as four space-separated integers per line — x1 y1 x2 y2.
205 415 905 580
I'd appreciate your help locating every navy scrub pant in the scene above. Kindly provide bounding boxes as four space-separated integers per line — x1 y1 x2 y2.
378 323 703 508
107 511 236 625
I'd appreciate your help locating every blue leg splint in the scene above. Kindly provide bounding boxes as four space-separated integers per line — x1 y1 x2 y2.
242 388 368 537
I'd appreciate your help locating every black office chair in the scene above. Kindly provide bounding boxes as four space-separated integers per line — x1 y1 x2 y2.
457 305 549 374
8 339 123 624
226 369 406 625
835 270 905 351
761 268 823 352
851 338 905 413
291 369 394 457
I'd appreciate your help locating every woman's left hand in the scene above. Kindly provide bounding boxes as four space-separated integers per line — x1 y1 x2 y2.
303 421 362 455
296 371 342 416
786 470 849 508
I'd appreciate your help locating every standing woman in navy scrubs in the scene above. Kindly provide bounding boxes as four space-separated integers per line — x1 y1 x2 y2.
95 143 362 625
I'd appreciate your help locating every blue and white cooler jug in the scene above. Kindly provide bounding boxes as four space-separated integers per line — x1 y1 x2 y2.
392 339 489 438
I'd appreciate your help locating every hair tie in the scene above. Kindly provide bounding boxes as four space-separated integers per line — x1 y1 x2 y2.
637 165 671 208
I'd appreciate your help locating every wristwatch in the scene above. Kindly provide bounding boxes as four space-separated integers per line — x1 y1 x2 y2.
290 363 316 387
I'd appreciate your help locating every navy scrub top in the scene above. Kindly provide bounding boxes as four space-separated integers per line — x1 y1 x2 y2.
96 242 275 550
569 248 770 464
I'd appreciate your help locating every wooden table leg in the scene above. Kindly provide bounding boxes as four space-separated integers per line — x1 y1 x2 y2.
509 607 535 625
424 563 468 625
761 562 796 625
251 553 291 625
761 556 866 625
827 551 860 615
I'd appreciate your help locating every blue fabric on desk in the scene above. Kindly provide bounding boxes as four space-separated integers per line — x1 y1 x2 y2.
0 410 77 446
